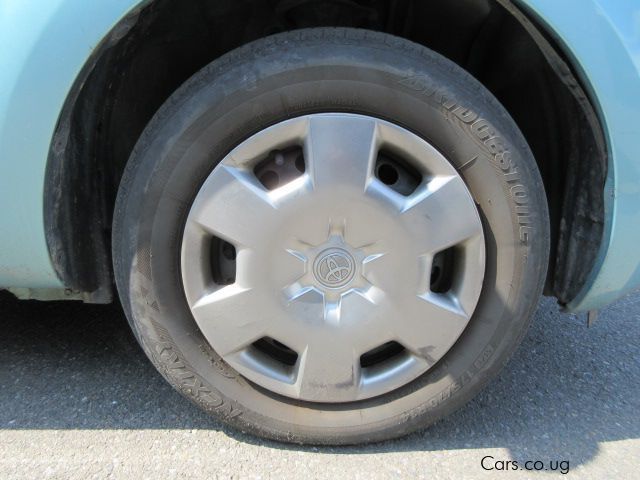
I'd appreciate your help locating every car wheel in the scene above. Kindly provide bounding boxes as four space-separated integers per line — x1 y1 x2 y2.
113 28 549 444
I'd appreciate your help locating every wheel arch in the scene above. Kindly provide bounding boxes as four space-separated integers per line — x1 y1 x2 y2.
44 0 608 306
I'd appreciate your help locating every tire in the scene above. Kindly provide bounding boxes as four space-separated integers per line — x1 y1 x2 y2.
113 28 549 444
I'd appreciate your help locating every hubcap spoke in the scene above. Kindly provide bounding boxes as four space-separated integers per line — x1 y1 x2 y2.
190 165 280 248
305 114 377 192
401 175 483 255
295 340 362 401
190 286 272 356
394 293 470 364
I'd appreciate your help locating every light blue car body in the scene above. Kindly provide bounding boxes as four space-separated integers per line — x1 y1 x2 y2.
0 0 639 311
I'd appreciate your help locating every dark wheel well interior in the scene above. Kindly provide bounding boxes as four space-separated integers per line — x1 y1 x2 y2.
44 0 606 305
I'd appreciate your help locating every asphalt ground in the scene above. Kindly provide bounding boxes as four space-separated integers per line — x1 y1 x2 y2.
1 289 639 479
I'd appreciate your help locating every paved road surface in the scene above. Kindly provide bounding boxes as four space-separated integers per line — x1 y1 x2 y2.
1 290 639 479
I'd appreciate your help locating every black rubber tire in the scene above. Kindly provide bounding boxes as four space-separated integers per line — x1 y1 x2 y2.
113 28 549 445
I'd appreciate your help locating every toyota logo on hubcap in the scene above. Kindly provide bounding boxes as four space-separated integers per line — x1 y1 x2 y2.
313 248 356 288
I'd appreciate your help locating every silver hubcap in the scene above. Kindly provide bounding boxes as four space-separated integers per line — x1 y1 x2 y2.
181 114 485 402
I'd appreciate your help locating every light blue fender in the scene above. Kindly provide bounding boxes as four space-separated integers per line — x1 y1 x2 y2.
0 0 138 289
0 0 638 310
519 0 640 311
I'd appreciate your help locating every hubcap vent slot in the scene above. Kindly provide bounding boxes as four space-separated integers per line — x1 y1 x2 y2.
375 149 420 196
254 146 305 191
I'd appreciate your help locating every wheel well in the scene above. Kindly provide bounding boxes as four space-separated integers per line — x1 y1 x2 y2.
44 0 606 305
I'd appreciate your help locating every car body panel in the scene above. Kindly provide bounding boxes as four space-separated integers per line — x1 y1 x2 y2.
0 0 138 289
519 0 640 311
0 0 638 310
